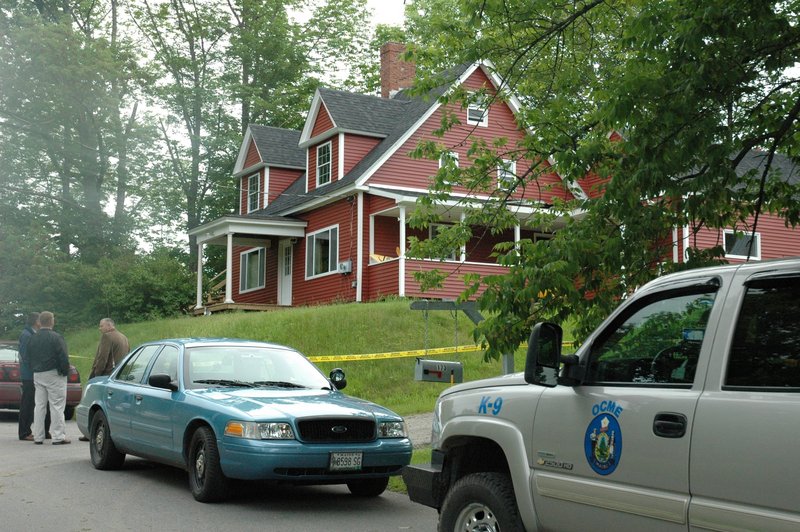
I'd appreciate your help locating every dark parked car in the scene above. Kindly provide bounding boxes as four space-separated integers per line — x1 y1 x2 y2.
0 341 82 419
76 338 412 502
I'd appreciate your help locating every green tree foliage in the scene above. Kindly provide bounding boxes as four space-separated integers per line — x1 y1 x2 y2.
401 0 800 358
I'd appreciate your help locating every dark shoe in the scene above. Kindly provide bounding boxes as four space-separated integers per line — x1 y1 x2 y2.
20 434 34 441
78 436 89 442
52 439 71 445
45 433 52 439
34 441 43 445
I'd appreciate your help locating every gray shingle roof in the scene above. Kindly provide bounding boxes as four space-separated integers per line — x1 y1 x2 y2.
249 125 305 168
738 149 799 185
317 88 409 136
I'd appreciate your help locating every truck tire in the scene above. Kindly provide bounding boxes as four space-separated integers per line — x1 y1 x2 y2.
439 472 524 532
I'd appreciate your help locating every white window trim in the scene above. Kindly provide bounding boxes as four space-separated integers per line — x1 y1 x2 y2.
247 173 260 213
316 141 332 187
305 224 339 279
497 159 516 189
439 151 459 169
466 93 488 127
723 229 761 260
239 247 266 293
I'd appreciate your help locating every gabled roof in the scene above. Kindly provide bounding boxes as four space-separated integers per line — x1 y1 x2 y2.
738 150 799 185
233 125 305 175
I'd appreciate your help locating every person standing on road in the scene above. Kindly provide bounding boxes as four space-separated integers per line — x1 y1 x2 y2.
89 318 129 379
27 311 71 445
17 312 50 441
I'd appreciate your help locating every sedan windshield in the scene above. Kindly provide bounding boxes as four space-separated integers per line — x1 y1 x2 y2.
186 346 330 390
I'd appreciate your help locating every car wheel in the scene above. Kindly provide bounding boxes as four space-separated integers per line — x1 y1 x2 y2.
89 410 125 470
64 406 75 420
188 426 229 502
439 472 523 532
346 477 389 497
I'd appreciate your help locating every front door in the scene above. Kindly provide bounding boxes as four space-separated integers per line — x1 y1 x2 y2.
531 285 720 531
278 239 293 306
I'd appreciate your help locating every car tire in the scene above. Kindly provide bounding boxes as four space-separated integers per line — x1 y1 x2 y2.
188 426 229 502
64 406 75 420
438 472 523 532
346 477 389 497
89 410 125 470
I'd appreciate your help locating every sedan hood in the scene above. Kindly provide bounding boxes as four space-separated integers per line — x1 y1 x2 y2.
187 387 401 421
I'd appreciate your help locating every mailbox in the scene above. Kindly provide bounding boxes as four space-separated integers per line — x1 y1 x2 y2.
414 358 463 384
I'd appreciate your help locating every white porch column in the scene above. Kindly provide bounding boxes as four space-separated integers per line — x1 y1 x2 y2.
194 242 204 309
399 205 406 297
356 192 364 302
514 224 521 253
225 233 234 304
460 212 467 262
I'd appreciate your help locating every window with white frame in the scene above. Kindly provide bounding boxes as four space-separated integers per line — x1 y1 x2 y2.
306 226 339 278
439 151 459 169
724 230 761 260
317 142 332 186
498 159 516 189
467 94 488 127
240 248 266 292
247 173 260 213
429 224 459 261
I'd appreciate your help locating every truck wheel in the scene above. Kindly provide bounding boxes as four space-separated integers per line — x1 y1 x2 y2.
439 472 523 532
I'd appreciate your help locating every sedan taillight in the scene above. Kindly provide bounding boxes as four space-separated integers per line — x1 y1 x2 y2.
68 366 81 384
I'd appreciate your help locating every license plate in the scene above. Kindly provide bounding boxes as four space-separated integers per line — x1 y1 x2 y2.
329 452 362 472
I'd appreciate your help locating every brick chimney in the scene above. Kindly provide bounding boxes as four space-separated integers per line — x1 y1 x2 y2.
380 42 416 98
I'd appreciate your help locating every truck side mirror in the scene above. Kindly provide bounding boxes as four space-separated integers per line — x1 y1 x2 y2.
524 322 563 387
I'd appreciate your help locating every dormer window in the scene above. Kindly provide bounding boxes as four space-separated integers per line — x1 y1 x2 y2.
467 94 488 127
497 159 516 189
247 173 260 213
317 141 332 186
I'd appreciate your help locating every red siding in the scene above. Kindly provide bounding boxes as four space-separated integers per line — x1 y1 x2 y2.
231 243 277 304
312 103 334 137
293 199 358 305
244 140 261 167
268 167 303 204
372 216 401 257
240 169 264 212
365 259 399 300
344 134 381 175
404 260 507 300
368 196 396 213
307 136 339 193
688 213 800 262
367 68 574 205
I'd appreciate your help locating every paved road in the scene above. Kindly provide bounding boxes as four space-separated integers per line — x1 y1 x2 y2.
0 411 437 532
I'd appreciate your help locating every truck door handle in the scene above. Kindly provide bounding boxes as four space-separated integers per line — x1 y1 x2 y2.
653 412 687 438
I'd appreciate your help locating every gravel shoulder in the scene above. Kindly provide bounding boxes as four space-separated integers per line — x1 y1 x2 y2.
405 412 433 448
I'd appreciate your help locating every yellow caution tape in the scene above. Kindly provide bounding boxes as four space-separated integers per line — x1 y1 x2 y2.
308 341 576 363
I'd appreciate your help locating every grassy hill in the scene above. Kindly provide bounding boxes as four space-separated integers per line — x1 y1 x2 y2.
65 299 530 416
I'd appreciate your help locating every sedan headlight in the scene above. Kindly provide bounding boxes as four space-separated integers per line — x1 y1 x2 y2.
378 421 407 438
225 421 295 440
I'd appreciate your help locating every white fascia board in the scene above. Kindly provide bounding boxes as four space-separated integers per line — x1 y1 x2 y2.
300 128 386 149
299 90 327 145
547 155 589 200
189 216 307 245
233 126 257 175
233 162 267 179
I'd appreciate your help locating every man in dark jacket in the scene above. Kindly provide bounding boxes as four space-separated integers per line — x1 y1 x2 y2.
89 318 129 379
17 312 50 440
27 311 71 445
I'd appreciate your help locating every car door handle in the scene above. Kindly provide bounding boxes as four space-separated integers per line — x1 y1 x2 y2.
653 412 687 438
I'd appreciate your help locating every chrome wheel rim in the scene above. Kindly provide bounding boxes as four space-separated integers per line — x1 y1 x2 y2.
194 444 206 486
94 423 105 453
454 502 499 532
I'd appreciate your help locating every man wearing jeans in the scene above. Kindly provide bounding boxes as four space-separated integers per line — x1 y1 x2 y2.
27 311 71 445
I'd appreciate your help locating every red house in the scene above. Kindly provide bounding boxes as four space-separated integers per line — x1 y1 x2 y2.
189 43 800 313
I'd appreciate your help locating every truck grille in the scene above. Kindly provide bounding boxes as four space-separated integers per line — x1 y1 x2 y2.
296 418 375 443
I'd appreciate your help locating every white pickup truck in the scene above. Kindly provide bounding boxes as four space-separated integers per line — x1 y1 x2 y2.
404 258 800 531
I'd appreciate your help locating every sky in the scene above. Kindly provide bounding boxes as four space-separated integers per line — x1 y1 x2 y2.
365 0 407 27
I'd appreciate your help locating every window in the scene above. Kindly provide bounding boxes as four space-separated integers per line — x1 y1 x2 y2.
724 229 760 260
429 224 459 261
467 94 488 126
306 226 338 278
725 276 800 389
439 151 459 169
498 159 516 189
150 345 179 383
247 173 260 213
586 288 718 386
116 345 161 384
317 142 332 186
240 248 266 292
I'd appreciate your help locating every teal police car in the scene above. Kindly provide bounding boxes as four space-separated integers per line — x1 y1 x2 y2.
76 338 411 502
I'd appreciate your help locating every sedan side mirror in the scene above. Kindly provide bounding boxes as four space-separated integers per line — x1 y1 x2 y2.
149 373 178 391
329 368 347 390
